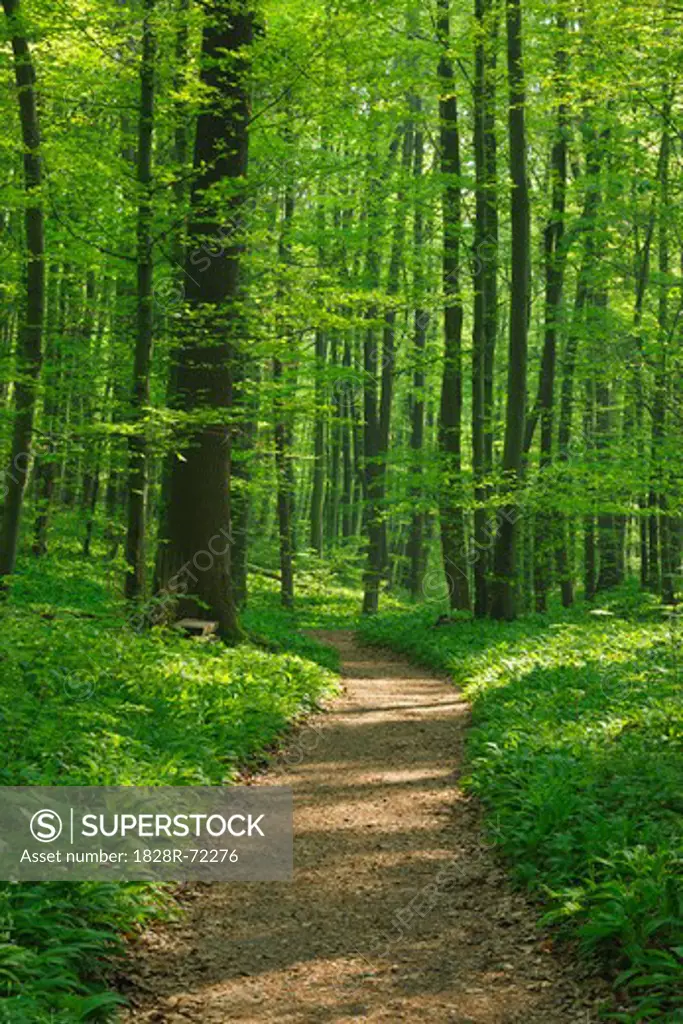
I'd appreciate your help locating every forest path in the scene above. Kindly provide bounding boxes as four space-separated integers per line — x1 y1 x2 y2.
122 629 605 1023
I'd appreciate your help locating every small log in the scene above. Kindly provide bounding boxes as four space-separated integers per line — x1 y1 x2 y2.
174 618 219 638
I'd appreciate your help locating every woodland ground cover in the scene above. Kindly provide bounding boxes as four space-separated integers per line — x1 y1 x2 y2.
358 584 683 1023
0 535 681 1023
0 529 338 1024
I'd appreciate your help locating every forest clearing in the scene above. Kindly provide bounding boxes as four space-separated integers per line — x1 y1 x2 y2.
0 0 681 1021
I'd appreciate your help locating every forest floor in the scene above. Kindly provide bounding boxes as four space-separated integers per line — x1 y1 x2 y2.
120 629 608 1024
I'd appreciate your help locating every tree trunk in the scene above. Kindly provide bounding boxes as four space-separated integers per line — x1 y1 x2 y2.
482 4 499 484
125 0 155 599
532 17 568 611
79 271 103 557
555 120 603 606
489 0 530 620
310 328 326 555
32 261 64 557
596 382 620 591
230 348 257 609
471 0 497 616
437 0 470 612
273 185 296 608
157 1 252 642
369 128 413 605
361 130 403 615
0 0 45 584
341 336 355 538
407 101 429 598
583 378 597 600
655 110 674 604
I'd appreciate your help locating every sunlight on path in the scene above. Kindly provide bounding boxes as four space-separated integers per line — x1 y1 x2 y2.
121 630 606 1023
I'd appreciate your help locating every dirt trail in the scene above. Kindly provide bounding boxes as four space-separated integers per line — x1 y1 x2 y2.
122 630 606 1023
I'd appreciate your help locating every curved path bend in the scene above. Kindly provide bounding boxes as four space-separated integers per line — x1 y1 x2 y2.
122 629 606 1024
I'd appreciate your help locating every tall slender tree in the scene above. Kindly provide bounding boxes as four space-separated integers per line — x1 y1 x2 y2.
437 0 470 612
0 0 45 586
531 12 568 611
125 0 156 600
489 0 530 620
273 183 296 608
407 97 429 598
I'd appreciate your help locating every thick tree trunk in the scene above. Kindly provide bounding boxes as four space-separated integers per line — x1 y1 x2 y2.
0 0 45 584
157 1 252 642
152 0 193 594
489 0 530 620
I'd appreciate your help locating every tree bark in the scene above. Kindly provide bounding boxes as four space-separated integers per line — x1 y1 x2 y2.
157 1 253 642
125 0 156 599
341 336 355 538
310 328 326 555
489 0 530 620
32 262 64 557
555 119 603 606
437 0 470 612
407 100 429 598
471 0 498 616
532 16 568 611
583 377 597 601
0 0 45 584
361 129 401 615
274 185 296 609
654 110 674 604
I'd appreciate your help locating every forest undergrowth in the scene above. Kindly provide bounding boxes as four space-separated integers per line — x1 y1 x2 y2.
1 527 681 1022
0 526 338 1024
358 582 683 1023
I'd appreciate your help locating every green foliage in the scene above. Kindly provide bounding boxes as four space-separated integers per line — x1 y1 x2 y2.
359 591 683 1022
0 882 162 1023
0 552 338 1021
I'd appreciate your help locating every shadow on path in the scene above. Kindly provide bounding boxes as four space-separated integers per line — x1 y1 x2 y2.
121 630 606 1024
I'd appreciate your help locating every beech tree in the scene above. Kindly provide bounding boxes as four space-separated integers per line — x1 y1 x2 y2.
0 0 44 586
155 0 254 642
489 0 529 621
